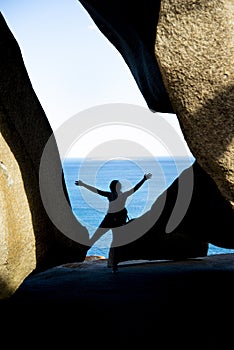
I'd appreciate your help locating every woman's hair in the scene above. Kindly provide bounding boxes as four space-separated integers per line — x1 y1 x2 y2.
109 180 119 192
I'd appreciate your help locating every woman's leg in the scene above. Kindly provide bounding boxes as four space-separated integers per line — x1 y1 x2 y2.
89 226 110 247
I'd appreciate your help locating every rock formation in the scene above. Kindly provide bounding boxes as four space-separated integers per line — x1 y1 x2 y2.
79 0 173 113
155 0 234 212
108 161 233 267
0 13 89 300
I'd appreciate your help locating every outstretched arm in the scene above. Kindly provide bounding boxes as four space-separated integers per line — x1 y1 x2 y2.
125 173 152 196
75 180 109 197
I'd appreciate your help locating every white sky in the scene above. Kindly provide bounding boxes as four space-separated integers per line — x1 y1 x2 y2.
1 0 193 159
66 125 174 159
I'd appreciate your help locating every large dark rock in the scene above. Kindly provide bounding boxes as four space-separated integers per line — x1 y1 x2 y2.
0 13 89 299
109 161 233 266
0 254 233 348
79 0 173 113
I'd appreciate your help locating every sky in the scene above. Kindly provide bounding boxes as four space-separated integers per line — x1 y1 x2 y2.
1 0 193 159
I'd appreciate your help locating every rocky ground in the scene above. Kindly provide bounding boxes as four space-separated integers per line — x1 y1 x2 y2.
1 253 233 348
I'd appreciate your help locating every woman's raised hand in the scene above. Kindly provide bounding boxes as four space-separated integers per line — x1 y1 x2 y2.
144 173 152 180
75 180 83 186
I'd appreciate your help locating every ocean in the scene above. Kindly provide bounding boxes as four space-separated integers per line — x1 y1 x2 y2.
62 157 234 259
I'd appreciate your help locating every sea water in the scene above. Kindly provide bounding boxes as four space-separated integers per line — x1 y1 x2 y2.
62 157 234 258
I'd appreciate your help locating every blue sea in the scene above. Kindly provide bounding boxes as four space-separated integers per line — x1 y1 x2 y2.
62 157 234 259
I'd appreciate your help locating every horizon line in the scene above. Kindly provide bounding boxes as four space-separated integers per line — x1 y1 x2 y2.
63 155 195 161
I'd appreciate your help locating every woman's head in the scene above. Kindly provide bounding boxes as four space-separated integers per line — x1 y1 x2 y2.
109 179 121 193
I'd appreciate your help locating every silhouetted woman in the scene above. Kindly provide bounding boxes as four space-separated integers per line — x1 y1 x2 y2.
75 173 152 246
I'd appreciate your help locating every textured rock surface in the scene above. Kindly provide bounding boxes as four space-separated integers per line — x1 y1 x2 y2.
0 13 88 299
155 0 234 211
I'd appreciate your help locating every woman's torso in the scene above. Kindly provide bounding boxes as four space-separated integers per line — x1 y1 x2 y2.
107 192 128 214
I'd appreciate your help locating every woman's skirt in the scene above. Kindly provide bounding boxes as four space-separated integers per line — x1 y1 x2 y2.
99 208 128 228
